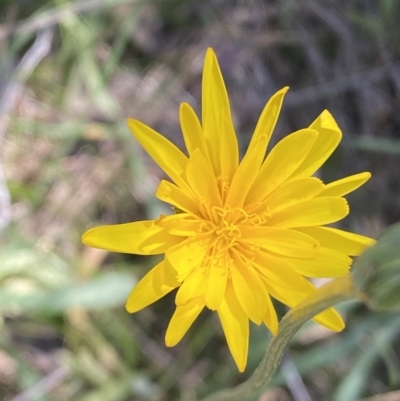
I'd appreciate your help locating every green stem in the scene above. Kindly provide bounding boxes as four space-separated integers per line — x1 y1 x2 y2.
200 275 360 401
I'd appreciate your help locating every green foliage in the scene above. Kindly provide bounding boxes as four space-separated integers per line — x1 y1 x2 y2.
353 223 400 312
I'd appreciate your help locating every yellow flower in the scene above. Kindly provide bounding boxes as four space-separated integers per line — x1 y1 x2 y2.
82 48 374 372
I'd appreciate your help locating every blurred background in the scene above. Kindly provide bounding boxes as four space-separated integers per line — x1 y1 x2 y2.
1 0 400 400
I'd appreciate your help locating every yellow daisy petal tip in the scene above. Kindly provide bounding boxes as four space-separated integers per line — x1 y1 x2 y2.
358 172 372 190
279 86 290 94
126 118 139 131
165 335 177 347
82 226 107 246
315 307 346 332
164 300 204 347
319 110 342 135
332 323 345 332
228 340 248 373
264 319 279 336
125 301 136 314
81 226 110 249
81 229 91 246
82 227 109 248
204 47 218 71
325 319 345 332
205 46 216 57
270 326 279 336
126 118 147 140
179 102 188 113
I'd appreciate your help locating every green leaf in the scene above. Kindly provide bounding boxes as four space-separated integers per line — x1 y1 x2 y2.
333 315 400 401
0 272 137 315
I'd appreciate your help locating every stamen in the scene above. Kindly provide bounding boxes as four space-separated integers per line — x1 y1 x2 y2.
198 197 211 220
193 203 266 272
154 214 166 225
214 205 231 217
249 213 263 225
198 221 214 233
230 207 250 223
216 175 230 202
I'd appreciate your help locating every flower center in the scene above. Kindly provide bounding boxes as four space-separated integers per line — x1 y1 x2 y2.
195 206 240 257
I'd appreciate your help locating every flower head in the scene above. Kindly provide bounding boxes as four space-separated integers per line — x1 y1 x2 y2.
82 48 374 372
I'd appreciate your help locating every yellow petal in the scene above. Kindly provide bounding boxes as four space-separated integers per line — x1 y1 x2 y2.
225 133 269 207
319 172 371 197
230 250 268 324
127 119 190 190
246 128 318 204
226 87 289 207
205 261 228 310
175 266 207 305
284 247 352 278
162 256 181 288
156 180 199 215
202 48 234 176
296 226 375 256
313 304 345 331
219 107 239 183
165 236 209 282
82 220 181 255
164 215 201 237
267 197 349 228
240 226 319 258
165 298 204 346
254 177 324 214
291 110 342 178
261 275 345 331
186 149 222 207
217 281 249 372
249 87 289 156
262 292 279 335
180 102 209 159
253 251 308 292
125 262 178 313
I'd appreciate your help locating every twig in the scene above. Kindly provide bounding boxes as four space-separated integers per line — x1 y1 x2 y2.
359 391 400 401
286 62 400 106
281 353 312 401
9 366 70 401
0 0 144 41
0 164 11 232
0 28 54 142
0 28 53 233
